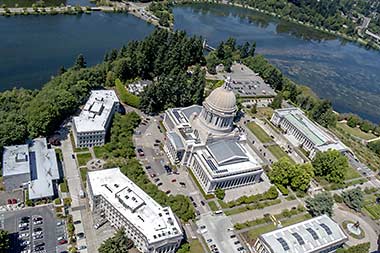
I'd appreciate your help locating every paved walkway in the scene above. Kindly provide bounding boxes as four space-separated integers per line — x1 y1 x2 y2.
229 199 302 224
333 206 379 252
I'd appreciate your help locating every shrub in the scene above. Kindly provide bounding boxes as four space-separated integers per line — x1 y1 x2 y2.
333 193 343 203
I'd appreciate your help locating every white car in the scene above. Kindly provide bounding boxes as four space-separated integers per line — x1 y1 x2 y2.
21 250 31 253
56 221 64 226
20 240 30 246
33 220 43 225
18 233 29 239
32 231 42 237
33 234 43 240
18 223 28 228
57 236 65 241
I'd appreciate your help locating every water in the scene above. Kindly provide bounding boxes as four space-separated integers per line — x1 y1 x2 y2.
173 4 380 123
0 4 379 122
0 12 154 90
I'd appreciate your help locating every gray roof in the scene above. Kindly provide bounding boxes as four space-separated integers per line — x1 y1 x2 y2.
2 144 30 177
181 105 202 121
167 132 185 150
28 138 60 200
259 215 348 253
207 140 248 166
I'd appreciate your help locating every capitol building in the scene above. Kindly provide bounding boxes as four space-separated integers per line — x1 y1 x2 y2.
163 78 264 193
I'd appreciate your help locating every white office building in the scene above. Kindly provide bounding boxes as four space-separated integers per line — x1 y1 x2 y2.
87 168 183 253
271 108 350 159
2 138 60 200
253 215 348 253
72 90 119 148
163 77 264 194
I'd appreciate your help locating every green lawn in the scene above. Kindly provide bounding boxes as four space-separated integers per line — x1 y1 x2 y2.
59 179 69 193
344 166 362 180
189 239 205 253
80 167 88 187
208 201 219 212
246 122 272 143
268 145 293 162
93 146 107 159
217 199 229 209
76 153 92 167
364 204 380 220
243 213 311 243
337 122 376 140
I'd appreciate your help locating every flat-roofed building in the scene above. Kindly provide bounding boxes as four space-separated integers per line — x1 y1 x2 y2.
253 215 348 253
163 77 264 193
128 80 153 95
86 168 183 253
271 108 349 159
2 138 60 200
73 90 119 148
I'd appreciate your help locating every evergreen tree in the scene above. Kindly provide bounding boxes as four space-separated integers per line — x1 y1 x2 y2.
74 54 86 70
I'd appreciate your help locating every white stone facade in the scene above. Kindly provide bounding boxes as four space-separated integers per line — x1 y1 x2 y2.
271 108 349 159
163 78 264 194
73 90 119 148
87 168 183 253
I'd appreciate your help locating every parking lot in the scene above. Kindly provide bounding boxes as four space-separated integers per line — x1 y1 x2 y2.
133 116 210 215
197 213 247 253
2 205 65 253
211 63 276 97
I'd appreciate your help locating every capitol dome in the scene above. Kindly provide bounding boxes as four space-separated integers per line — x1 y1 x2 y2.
204 78 237 114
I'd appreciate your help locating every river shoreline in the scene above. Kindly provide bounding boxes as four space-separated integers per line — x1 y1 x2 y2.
174 0 380 51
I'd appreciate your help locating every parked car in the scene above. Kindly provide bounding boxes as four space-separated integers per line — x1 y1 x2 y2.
56 221 65 226
165 190 171 194
78 245 87 250
58 239 68 245
20 226 29 231
20 240 30 246
18 233 29 239
77 232 85 239
33 216 42 222
171 179 177 183
33 234 43 240
157 182 163 187
153 178 160 183
12 199 17 204
33 220 43 225
94 219 107 230
200 201 205 206
74 220 81 225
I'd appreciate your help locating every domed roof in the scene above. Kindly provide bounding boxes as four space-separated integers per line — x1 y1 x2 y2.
205 78 237 113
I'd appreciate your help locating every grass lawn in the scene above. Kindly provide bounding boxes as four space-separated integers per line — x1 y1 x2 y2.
217 199 229 209
80 167 88 187
344 166 362 180
208 201 219 212
93 146 107 159
337 122 376 140
59 179 69 193
268 145 293 162
243 213 312 243
255 107 274 120
76 153 92 167
247 122 272 143
364 204 380 220
189 239 205 253
69 132 88 152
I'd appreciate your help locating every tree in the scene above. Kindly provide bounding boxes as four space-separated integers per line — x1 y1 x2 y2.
0 230 10 251
74 54 86 70
215 188 225 200
270 93 283 109
250 103 257 114
312 150 349 184
305 192 334 217
268 158 313 192
58 66 66 75
248 41 256 57
342 188 364 212
347 114 360 128
98 229 133 253
310 100 337 127
177 243 190 253
206 52 219 74
368 140 380 155
336 242 370 253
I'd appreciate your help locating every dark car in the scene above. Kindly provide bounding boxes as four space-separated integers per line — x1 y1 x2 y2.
71 154 75 159
155 139 161 143
157 182 163 186
74 220 81 225
33 227 42 232
189 196 194 202
77 232 85 239
200 201 205 206
145 166 152 170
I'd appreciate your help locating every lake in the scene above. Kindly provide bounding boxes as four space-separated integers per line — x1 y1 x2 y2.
0 3 379 123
